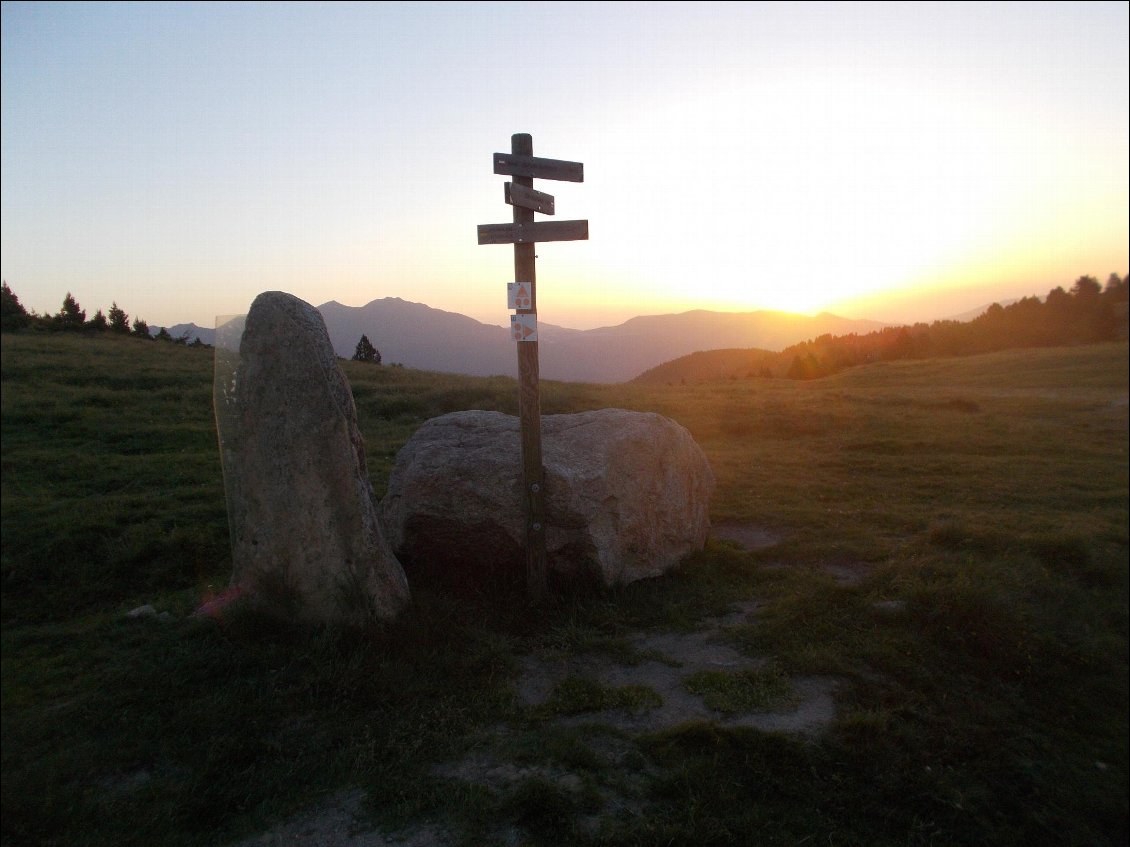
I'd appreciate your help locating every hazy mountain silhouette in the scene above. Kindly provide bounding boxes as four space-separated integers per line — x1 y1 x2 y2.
317 299 886 382
159 299 887 382
318 298 516 376
162 322 215 344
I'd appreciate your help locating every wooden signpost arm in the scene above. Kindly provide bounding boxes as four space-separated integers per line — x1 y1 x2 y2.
511 133 549 601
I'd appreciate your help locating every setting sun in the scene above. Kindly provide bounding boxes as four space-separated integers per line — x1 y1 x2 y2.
562 63 1128 324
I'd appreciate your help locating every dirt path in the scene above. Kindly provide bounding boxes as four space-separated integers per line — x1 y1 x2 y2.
230 526 843 846
513 600 838 736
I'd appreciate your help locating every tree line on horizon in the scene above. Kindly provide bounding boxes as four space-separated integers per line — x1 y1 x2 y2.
6 275 1128 381
631 273 1129 384
0 283 206 344
779 273 1128 380
1 282 394 368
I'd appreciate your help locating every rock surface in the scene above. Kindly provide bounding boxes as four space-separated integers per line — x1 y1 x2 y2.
217 291 409 624
379 409 714 590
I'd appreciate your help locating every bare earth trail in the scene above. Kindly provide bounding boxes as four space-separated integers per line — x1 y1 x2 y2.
230 526 848 847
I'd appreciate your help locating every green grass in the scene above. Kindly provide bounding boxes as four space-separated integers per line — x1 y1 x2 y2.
683 665 797 714
2 331 1127 846
542 676 663 716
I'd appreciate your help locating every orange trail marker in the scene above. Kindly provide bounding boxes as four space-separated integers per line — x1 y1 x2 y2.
508 282 533 311
510 314 538 341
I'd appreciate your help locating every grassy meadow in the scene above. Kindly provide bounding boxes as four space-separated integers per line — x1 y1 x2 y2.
1 330 1127 846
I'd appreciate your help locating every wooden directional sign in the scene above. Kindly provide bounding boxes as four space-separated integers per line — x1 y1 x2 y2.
505 182 555 215
477 133 588 602
494 152 584 182
477 219 588 245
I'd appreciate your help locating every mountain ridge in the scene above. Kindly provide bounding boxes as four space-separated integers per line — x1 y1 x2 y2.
166 299 888 383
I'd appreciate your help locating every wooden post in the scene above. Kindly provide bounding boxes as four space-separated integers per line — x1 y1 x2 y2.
511 133 548 601
477 134 587 601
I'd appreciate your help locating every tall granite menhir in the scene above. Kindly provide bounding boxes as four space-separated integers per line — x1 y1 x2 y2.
217 291 409 624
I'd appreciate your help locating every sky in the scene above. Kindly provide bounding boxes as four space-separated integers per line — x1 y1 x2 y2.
2 1 1127 331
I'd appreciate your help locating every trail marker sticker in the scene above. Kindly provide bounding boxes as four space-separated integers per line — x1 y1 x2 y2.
508 282 533 311
510 313 538 342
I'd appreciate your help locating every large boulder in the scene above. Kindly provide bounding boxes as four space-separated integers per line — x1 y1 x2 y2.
379 409 714 591
216 291 409 624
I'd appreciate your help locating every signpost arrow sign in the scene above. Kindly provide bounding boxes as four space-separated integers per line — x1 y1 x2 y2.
477 220 589 245
505 182 555 215
494 152 583 182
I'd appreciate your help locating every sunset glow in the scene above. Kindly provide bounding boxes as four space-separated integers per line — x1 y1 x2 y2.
2 2 1126 331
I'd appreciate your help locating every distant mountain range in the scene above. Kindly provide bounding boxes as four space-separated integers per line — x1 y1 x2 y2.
162 298 888 383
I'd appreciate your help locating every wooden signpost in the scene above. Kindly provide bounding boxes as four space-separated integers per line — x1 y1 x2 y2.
477 133 588 600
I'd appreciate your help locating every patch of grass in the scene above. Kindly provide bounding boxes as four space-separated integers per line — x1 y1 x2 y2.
630 726 852 845
509 726 609 773
496 775 601 839
683 665 797 714
1 334 228 624
542 676 662 717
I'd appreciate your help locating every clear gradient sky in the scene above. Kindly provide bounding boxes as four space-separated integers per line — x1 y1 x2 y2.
2 1 1127 331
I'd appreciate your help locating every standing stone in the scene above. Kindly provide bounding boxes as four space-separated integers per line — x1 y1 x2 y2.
379 409 714 592
218 291 408 624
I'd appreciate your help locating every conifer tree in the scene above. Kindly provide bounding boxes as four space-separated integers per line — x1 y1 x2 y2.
56 292 86 329
108 302 130 333
352 334 381 364
1 281 29 330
